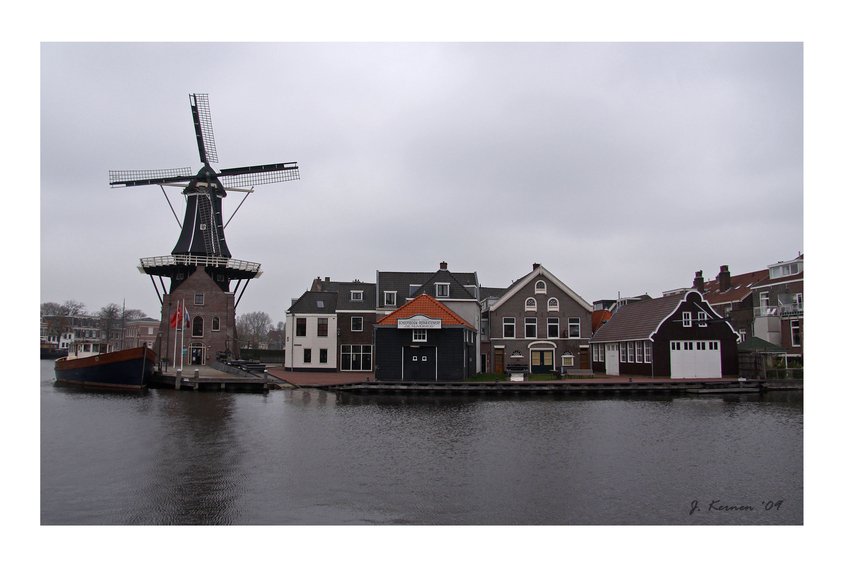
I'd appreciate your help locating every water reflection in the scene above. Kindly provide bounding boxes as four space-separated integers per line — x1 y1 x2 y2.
41 361 802 525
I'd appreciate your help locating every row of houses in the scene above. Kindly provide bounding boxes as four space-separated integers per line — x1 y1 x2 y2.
284 255 803 380
40 315 161 355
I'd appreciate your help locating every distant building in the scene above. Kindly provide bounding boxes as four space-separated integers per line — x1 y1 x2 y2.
751 255 803 359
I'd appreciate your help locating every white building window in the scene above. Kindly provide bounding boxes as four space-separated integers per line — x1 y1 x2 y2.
351 316 363 332
436 283 449 297
503 317 516 338
526 298 537 311
682 312 692 327
548 298 559 311
568 317 580 338
525 317 537 339
535 280 547 294
547 317 559 338
385 291 397 306
413 329 427 342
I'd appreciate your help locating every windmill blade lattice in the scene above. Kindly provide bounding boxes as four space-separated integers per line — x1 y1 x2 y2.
190 93 218 164
109 167 194 187
219 162 300 187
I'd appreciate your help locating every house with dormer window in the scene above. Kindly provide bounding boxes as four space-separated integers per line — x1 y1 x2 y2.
285 279 377 372
374 294 477 381
376 261 482 373
589 290 740 378
481 264 593 375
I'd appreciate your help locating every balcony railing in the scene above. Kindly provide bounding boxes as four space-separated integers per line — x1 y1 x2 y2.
754 304 803 318
139 254 261 273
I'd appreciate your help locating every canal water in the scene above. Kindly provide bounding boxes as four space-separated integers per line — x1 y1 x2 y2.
40 360 802 525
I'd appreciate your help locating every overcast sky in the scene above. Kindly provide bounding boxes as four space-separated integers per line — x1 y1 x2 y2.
40 42 804 323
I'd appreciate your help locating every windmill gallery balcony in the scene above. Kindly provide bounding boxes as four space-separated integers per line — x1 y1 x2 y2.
138 254 262 279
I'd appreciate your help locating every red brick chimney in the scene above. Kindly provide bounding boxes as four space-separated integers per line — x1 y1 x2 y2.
440 261 448 270
718 265 731 292
693 270 704 293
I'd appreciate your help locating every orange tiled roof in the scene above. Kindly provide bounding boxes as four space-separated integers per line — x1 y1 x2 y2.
377 294 473 327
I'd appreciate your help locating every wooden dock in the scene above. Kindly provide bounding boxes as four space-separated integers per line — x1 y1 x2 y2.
148 363 292 393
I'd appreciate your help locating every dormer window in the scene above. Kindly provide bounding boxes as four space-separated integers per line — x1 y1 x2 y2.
436 283 449 297
384 291 397 306
351 290 363 301
535 280 547 294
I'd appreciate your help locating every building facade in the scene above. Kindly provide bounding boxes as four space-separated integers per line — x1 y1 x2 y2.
481 264 593 375
590 290 740 379
374 294 477 381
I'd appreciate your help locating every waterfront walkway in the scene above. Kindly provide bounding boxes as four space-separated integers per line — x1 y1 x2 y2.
265 368 740 389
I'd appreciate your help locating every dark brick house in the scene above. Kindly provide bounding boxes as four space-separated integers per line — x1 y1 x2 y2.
481 264 593 375
589 290 740 379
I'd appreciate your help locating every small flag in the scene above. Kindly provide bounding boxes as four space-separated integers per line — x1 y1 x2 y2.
185 307 190 327
169 305 183 328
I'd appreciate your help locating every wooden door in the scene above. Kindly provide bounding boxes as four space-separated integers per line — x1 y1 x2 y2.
494 348 505 374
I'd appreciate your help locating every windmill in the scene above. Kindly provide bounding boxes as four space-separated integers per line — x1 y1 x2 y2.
110 93 298 304
109 94 299 363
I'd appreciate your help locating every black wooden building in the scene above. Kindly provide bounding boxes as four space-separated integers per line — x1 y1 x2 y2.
374 294 477 381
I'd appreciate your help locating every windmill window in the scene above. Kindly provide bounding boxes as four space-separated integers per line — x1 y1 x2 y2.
192 316 203 337
195 291 204 305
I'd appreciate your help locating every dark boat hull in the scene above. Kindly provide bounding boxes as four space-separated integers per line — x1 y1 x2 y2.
55 346 156 390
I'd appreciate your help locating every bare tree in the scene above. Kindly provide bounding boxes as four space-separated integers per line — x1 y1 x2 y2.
41 302 63 316
98 303 123 347
124 308 147 321
236 311 272 349
60 300 86 316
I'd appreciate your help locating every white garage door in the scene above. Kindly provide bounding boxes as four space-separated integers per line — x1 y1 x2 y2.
670 341 722 379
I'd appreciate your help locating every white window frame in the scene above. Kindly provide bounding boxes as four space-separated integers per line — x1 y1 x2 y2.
503 317 516 338
547 317 559 339
384 291 397 306
525 317 537 339
790 320 801 347
535 280 547 294
548 297 559 311
682 312 692 327
436 283 449 298
413 329 427 342
351 290 363 301
644 341 653 363
698 311 708 327
351 316 364 332
568 317 581 338
526 297 537 311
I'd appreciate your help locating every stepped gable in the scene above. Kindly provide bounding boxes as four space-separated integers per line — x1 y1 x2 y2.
591 293 685 343
377 294 473 328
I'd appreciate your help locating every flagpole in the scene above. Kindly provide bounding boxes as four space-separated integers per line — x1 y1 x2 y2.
172 300 178 370
180 299 185 371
